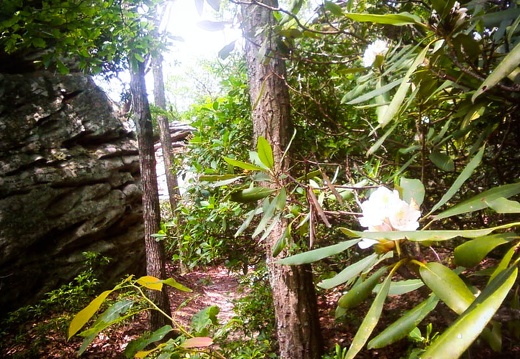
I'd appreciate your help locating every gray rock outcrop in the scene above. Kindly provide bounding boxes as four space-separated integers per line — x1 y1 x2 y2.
0 72 144 315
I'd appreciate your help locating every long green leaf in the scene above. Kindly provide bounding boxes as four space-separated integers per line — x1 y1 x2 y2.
125 325 173 358
275 188 287 210
422 266 518 359
318 253 378 289
428 146 485 216
433 181 520 220
276 238 361 265
489 243 519 283
257 136 274 169
346 78 402 105
454 233 515 267
486 197 520 213
230 187 276 203
419 262 474 314
373 279 424 296
79 299 135 355
367 123 397 155
223 157 266 171
368 295 438 349
252 197 277 238
200 175 244 187
376 44 430 128
162 278 192 292
339 222 520 242
235 207 262 237
472 41 520 102
338 266 388 310
68 289 114 339
345 271 392 359
429 151 455 172
272 224 290 257
199 174 243 182
345 12 423 26
260 213 281 242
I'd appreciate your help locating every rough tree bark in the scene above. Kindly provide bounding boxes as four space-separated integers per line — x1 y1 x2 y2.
152 50 187 273
240 1 323 358
130 58 171 330
151 15 180 213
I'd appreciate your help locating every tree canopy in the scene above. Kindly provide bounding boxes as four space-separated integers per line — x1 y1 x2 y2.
0 0 164 74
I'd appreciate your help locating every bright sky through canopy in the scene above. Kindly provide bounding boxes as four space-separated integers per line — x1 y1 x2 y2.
96 1 241 107
166 1 241 61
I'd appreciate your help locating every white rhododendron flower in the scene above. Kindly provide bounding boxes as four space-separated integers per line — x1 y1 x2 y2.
362 40 389 68
389 200 420 231
358 187 421 249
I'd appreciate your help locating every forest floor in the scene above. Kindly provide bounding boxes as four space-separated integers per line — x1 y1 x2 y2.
2 264 519 359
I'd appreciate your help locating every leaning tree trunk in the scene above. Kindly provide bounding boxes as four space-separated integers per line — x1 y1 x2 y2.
130 58 171 330
152 51 187 273
152 53 180 212
241 1 323 358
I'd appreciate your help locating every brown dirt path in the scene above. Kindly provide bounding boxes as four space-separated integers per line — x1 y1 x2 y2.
166 266 242 329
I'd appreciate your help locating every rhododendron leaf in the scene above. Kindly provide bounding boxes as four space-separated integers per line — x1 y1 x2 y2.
368 295 438 349
422 267 518 359
400 177 425 206
419 262 474 314
434 182 520 220
346 12 423 26
373 279 424 295
454 234 514 267
345 271 392 359
429 146 484 216
257 136 274 169
472 41 520 102
223 157 265 171
339 222 520 242
277 239 360 265
338 266 388 310
486 197 520 213
429 151 455 172
318 253 379 289
489 244 519 283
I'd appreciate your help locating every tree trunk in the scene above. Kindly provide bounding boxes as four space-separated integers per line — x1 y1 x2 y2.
152 38 180 212
152 51 187 273
241 1 323 358
130 58 171 330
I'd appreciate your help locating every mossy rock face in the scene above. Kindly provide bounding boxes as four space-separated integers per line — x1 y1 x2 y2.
0 71 144 315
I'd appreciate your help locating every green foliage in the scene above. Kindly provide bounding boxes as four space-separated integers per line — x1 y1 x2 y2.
166 56 261 272
0 252 110 357
216 130 519 357
218 265 277 358
174 1 520 357
0 0 165 74
280 178 520 357
67 273 227 358
191 305 220 337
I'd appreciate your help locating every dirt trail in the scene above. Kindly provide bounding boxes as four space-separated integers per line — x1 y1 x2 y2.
167 266 242 329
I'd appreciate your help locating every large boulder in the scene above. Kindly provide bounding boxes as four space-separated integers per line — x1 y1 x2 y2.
0 72 144 315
